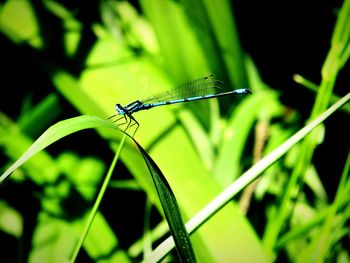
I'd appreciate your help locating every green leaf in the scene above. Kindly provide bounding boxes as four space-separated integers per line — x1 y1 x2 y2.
0 0 42 48
0 201 23 238
215 90 281 186
140 0 209 79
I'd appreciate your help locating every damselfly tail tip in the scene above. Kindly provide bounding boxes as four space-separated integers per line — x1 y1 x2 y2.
235 88 252 94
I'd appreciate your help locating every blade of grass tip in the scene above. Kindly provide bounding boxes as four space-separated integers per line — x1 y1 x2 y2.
70 133 127 263
146 92 350 262
128 135 196 263
0 115 117 185
293 74 350 114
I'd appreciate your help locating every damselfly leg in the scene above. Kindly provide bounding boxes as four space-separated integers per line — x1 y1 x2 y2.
108 114 139 137
124 114 139 137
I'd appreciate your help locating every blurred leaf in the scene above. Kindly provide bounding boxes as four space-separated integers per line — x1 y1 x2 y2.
215 90 282 187
42 1 82 57
57 152 106 200
304 165 328 202
29 211 130 263
79 212 131 263
0 0 42 47
140 0 210 80
18 93 62 138
179 109 214 170
29 214 77 263
181 0 248 88
0 113 60 184
0 201 23 238
108 179 141 191
296 151 350 263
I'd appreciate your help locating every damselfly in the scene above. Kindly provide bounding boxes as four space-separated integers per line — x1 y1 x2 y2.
109 74 251 136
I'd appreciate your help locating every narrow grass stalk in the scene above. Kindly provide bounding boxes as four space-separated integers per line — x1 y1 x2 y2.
70 134 127 262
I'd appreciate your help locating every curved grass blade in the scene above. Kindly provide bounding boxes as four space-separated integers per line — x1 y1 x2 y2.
145 92 350 262
128 135 196 263
0 115 117 185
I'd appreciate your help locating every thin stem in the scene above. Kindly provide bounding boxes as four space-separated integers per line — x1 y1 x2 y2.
70 134 127 262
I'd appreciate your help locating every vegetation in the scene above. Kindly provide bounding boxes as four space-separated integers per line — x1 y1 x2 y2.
0 0 349 262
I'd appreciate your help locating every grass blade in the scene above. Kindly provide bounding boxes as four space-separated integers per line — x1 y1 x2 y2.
0 115 116 185
70 134 127 262
130 136 196 262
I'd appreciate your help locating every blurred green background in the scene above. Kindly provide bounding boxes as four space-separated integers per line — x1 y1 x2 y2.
0 0 349 262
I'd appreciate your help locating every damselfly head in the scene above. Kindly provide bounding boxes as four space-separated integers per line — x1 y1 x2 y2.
115 104 127 115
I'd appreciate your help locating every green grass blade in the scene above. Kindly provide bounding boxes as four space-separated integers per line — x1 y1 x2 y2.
70 134 127 262
140 0 209 79
293 74 350 114
0 115 116 185
146 92 350 262
180 0 247 87
179 109 214 170
131 136 197 262
200 0 248 88
18 93 62 137
215 90 282 186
